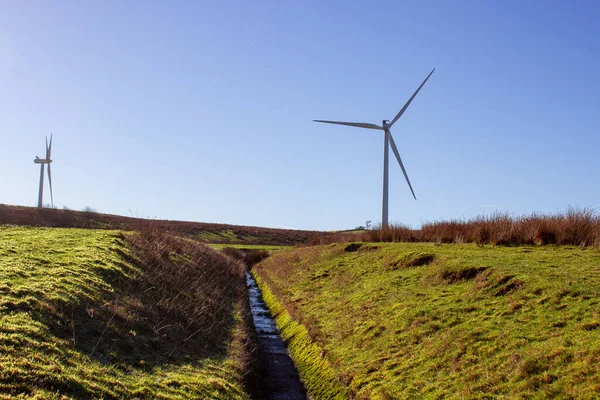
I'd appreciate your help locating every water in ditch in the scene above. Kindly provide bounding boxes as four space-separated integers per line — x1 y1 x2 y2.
245 272 307 400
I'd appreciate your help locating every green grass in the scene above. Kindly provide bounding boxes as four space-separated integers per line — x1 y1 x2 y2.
331 229 366 234
254 242 600 399
0 226 250 399
208 243 288 252
194 229 258 243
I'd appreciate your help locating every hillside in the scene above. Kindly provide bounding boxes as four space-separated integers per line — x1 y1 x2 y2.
0 226 255 399
253 242 600 399
0 204 323 246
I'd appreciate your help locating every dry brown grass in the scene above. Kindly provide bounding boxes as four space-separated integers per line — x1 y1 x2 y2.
220 247 270 268
123 229 246 352
309 208 600 248
416 208 600 247
111 228 263 397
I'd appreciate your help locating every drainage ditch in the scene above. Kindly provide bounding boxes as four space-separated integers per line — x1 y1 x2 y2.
246 272 307 400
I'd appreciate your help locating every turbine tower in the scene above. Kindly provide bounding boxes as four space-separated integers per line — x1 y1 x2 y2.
314 69 435 227
33 134 54 208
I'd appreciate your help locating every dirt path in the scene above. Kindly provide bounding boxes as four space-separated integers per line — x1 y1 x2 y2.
246 272 308 400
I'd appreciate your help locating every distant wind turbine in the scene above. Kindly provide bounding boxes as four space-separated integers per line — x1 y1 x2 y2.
33 134 54 208
314 69 435 227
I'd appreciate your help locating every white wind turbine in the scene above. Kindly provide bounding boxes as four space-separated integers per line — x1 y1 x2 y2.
33 134 54 208
314 69 435 227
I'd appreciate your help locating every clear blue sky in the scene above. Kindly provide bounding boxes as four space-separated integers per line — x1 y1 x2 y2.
1 0 599 231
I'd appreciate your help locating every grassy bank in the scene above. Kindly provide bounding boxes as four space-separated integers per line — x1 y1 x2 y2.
0 226 253 399
253 242 600 399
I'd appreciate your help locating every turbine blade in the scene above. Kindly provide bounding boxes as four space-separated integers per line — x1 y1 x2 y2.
389 68 435 127
45 135 49 159
48 133 53 159
388 132 417 200
47 163 53 208
313 120 383 130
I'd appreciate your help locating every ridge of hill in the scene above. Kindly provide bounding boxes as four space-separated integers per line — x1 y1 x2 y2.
0 204 322 245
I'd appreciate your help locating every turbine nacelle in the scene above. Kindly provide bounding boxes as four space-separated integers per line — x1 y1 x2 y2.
382 120 391 129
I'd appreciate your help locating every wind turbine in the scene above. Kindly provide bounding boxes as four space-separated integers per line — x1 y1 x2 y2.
314 68 434 227
33 134 54 208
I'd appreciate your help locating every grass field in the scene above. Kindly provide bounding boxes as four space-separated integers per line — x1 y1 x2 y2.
0 226 253 399
254 242 600 399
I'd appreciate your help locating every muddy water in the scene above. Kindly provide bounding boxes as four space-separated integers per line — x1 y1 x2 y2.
246 272 307 400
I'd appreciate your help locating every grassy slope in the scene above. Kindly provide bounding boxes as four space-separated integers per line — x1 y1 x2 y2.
0 226 250 399
254 242 600 399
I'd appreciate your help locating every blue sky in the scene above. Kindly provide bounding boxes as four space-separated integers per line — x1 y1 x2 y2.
1 0 599 231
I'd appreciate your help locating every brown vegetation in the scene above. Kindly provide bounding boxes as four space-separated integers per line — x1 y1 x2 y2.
122 229 247 354
123 228 262 396
221 247 270 268
310 208 600 247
